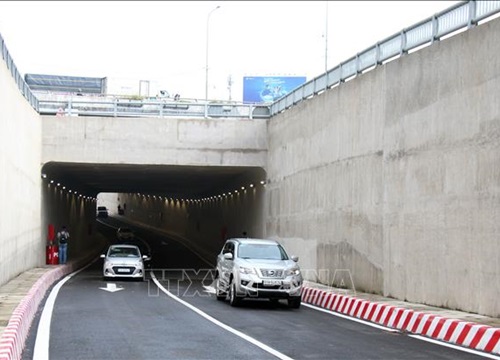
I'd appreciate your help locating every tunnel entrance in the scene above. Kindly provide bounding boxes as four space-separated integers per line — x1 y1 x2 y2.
41 162 267 267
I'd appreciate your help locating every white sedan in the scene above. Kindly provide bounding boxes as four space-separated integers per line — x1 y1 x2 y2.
100 244 150 281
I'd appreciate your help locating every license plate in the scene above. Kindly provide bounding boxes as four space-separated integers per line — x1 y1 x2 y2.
263 280 282 286
117 268 130 273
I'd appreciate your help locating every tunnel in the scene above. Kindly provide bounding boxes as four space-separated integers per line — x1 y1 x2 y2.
41 161 267 266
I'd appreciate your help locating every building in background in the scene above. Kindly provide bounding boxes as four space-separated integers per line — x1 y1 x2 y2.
24 73 169 98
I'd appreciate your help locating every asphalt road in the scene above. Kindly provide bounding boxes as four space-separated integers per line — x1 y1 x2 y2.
21 219 484 360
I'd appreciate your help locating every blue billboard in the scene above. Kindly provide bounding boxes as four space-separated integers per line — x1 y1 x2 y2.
243 76 307 103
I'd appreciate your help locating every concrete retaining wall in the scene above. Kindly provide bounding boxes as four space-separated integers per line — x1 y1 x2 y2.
0 51 108 290
0 58 43 286
266 19 500 316
42 116 267 167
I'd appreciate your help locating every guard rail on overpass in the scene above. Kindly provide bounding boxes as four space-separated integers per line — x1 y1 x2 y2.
36 97 272 119
2 0 500 120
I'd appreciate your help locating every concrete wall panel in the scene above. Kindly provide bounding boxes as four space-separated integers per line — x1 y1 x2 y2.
42 116 267 168
0 57 43 285
267 19 500 316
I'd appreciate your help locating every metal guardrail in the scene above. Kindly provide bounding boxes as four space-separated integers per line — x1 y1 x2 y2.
0 33 39 111
37 98 271 119
1 1 499 119
270 0 500 116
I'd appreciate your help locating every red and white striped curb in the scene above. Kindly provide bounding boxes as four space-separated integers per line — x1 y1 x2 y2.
0 266 69 360
302 287 500 355
0 247 104 360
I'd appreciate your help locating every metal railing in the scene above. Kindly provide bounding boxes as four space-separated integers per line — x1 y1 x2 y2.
2 1 499 120
0 33 39 111
270 0 500 116
36 97 271 119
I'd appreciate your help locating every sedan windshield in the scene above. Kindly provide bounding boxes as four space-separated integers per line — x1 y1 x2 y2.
238 244 288 260
108 247 140 258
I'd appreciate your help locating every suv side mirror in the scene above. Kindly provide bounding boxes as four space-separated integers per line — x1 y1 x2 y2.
291 255 299 262
223 252 233 260
100 254 105 259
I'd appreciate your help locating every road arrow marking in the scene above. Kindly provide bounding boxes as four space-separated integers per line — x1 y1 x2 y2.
99 283 124 292
203 285 216 294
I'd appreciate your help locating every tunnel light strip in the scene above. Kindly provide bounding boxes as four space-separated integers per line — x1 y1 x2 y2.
42 175 266 205
41 176 97 201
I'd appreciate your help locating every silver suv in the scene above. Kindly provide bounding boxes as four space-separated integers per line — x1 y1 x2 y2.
214 238 303 308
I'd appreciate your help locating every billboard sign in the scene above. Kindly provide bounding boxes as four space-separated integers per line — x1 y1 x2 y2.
243 76 307 103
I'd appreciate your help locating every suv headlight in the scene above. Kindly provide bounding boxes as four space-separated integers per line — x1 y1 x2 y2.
286 267 301 276
239 266 256 275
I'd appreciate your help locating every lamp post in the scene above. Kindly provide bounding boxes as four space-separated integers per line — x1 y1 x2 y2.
205 5 220 103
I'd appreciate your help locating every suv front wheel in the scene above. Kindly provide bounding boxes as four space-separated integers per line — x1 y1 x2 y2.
215 277 227 301
228 279 241 307
288 296 301 309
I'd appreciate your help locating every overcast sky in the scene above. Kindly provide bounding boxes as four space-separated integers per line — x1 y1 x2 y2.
0 1 460 101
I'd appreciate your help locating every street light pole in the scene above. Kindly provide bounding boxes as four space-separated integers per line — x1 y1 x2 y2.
205 5 220 103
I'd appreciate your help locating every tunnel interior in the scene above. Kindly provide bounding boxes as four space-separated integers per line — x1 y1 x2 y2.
41 161 268 263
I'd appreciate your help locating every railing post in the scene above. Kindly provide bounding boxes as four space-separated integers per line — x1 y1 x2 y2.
468 0 477 29
67 98 72 116
431 15 438 44
400 30 407 56
375 42 381 65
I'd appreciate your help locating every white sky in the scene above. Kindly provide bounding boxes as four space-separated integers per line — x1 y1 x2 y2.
0 1 460 101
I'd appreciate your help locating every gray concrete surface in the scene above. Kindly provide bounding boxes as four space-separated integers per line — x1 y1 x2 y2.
41 115 268 168
0 48 44 288
266 15 500 317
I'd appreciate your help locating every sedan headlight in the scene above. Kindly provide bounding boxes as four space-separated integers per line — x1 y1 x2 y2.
239 266 256 275
286 267 301 276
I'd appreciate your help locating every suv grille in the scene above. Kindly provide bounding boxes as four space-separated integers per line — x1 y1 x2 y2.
260 269 283 278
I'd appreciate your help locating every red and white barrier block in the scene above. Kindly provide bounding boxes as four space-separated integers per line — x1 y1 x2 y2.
0 266 67 360
302 287 500 356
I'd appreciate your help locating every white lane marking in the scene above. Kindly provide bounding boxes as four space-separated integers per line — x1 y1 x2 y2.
150 272 293 360
99 283 124 292
33 262 95 360
303 303 399 332
408 334 500 359
304 303 500 359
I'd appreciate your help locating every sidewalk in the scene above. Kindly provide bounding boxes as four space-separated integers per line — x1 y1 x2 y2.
0 243 104 360
1 263 499 360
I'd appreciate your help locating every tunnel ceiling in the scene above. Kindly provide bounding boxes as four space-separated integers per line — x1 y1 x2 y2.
41 162 265 198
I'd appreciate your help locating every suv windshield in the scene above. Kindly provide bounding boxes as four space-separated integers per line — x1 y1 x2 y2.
237 243 289 260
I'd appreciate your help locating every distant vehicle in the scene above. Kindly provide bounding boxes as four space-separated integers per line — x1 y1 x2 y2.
214 238 303 308
96 206 108 218
116 227 134 241
100 244 150 281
